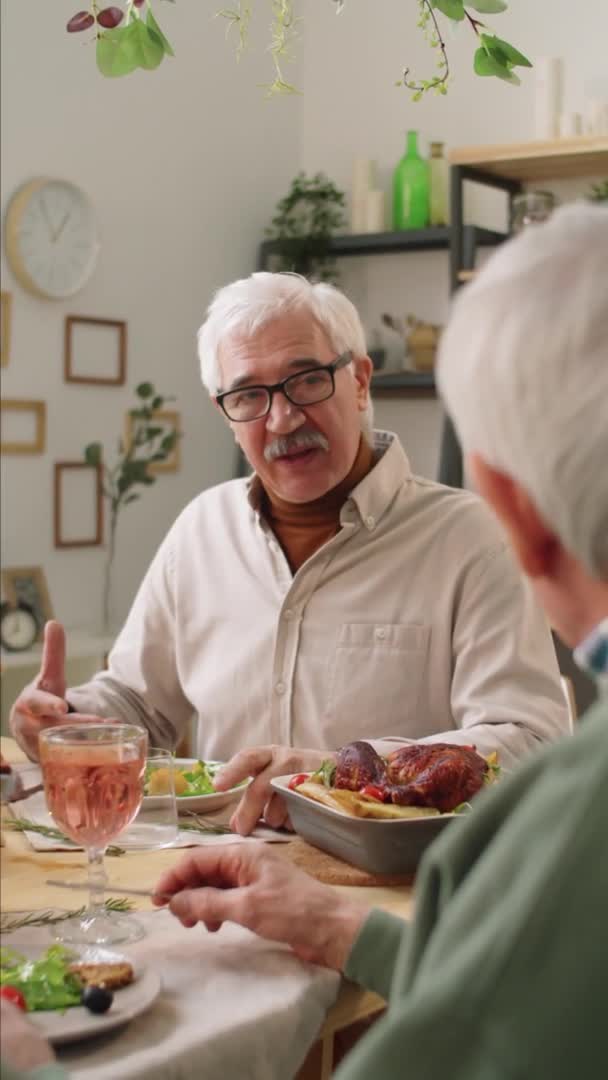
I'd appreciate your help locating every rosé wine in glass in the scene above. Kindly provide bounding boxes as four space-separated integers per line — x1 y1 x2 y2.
39 723 148 946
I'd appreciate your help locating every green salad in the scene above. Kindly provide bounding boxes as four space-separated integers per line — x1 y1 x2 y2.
0 945 82 1012
144 759 247 799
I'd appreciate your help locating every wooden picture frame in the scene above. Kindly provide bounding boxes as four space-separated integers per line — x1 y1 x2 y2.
64 315 127 386
54 461 104 548
0 399 46 454
0 290 12 367
2 566 54 641
124 408 181 474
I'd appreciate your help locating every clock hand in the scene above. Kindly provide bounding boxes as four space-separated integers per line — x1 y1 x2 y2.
52 211 72 243
39 197 55 239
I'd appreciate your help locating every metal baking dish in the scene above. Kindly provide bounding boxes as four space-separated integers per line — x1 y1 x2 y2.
271 775 458 875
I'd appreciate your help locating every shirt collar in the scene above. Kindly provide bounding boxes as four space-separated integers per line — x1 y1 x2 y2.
573 618 608 692
246 430 412 523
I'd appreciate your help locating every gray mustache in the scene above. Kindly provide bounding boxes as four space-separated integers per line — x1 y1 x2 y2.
264 430 330 463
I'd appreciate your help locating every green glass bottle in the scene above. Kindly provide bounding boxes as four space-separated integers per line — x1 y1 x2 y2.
392 130 430 230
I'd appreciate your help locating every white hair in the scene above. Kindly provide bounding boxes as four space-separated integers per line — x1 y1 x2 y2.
197 272 374 438
437 202 608 580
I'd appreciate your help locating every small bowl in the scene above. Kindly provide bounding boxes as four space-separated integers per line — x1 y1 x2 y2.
143 758 248 814
271 774 458 875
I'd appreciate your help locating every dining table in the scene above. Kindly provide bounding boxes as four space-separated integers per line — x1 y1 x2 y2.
0 736 414 1079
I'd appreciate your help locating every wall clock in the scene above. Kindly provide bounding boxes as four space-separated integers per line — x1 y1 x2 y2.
4 178 99 300
0 600 39 652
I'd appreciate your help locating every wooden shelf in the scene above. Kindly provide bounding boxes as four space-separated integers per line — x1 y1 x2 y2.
449 136 608 181
371 371 435 396
259 225 505 263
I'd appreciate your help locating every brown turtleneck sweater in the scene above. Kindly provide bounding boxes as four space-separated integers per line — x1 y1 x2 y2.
261 437 376 573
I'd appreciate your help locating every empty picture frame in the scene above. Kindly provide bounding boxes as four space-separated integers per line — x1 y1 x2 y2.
54 461 104 548
1 290 12 367
124 408 181 474
2 566 54 641
64 315 127 385
0 399 46 454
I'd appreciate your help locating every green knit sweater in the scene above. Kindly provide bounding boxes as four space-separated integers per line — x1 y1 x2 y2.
340 696 608 1080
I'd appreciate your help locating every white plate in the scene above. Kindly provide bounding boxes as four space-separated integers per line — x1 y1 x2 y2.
143 758 249 814
3 945 161 1045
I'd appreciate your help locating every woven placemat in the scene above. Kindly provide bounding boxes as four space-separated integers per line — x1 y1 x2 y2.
276 837 414 887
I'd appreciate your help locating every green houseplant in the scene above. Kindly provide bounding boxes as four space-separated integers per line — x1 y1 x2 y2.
84 381 179 632
64 1 530 97
265 172 346 282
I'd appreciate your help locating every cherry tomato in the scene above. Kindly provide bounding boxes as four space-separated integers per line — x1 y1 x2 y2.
360 784 385 802
0 985 27 1011
288 773 309 791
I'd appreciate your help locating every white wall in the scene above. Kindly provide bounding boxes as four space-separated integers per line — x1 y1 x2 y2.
1 1 606 634
299 0 607 476
1 0 301 631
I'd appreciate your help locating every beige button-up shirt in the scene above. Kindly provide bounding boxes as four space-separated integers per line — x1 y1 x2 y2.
69 432 568 769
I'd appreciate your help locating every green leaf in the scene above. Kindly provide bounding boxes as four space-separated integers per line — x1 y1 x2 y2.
84 442 102 466
465 0 507 12
136 382 155 399
432 0 465 21
146 7 174 56
474 46 520 83
151 396 164 410
96 25 140 78
160 431 177 452
482 33 532 67
144 425 164 438
131 18 165 70
123 493 140 504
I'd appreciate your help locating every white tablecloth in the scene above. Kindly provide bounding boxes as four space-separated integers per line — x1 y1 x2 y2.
5 910 340 1080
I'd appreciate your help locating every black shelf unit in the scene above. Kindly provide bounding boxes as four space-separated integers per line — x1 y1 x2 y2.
258 225 505 268
371 371 436 396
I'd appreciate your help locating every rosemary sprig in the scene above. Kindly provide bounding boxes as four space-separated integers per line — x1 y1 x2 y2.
179 813 232 836
5 818 125 857
0 898 134 934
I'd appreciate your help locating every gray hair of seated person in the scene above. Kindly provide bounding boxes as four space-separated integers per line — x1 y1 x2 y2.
197 272 375 442
437 202 608 581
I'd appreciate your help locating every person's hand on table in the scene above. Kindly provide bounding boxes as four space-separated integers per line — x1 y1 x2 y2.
0 998 58 1071
153 844 368 972
214 745 337 836
9 621 115 762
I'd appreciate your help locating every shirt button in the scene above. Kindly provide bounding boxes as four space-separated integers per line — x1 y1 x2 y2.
275 681 286 695
284 609 294 620
365 515 375 529
375 627 387 640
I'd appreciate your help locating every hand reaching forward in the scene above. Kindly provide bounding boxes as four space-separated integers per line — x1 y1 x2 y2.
153 844 368 971
213 745 337 836
9 620 111 761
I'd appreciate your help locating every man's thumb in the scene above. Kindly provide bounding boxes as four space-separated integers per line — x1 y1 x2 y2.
37 621 67 699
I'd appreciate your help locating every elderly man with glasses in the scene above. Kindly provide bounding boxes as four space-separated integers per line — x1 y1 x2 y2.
10 273 567 801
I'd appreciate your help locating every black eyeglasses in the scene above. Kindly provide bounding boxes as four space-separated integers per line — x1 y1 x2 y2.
215 351 353 423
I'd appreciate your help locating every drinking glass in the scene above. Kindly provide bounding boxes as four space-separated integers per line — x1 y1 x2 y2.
38 723 148 946
510 191 557 233
118 747 179 850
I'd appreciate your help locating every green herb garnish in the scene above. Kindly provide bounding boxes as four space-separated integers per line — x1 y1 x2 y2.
310 759 337 788
0 945 83 1012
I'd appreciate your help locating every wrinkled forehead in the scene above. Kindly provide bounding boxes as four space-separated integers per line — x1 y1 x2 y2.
217 312 334 388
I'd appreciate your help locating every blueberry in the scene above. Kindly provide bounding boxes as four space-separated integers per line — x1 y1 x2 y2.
82 985 113 1014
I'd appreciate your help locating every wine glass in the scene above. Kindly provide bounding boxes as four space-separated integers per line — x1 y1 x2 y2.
38 723 148 946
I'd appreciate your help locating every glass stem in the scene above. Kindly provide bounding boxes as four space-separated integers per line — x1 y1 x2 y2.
86 847 108 920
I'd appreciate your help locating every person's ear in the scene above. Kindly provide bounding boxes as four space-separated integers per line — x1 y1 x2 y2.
353 355 373 409
468 453 560 578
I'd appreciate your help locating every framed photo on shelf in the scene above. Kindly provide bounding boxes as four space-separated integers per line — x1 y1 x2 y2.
1 290 12 367
0 399 46 454
54 461 104 548
64 315 127 386
124 408 181 474
1 566 54 642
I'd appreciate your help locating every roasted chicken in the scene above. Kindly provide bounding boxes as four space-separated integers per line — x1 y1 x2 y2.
334 740 488 813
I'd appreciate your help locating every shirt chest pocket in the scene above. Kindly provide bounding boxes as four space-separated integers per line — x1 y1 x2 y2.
325 622 430 739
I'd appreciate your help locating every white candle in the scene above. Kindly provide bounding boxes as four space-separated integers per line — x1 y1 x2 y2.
534 57 564 139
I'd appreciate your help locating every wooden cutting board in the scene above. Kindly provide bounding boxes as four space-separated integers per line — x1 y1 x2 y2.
276 837 414 887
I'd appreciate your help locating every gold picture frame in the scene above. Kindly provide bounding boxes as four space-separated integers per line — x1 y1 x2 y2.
0 399 46 454
2 566 54 642
124 408 181 474
0 290 12 367
54 461 104 548
64 315 127 386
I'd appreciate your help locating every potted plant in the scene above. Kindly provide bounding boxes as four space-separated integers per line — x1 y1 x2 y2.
264 172 346 282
